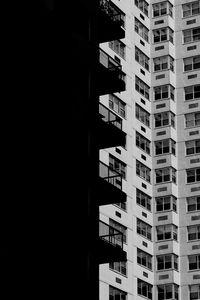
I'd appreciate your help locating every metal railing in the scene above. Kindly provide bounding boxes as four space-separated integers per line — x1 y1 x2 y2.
99 48 126 82
99 161 122 190
99 0 124 25
99 103 122 130
99 220 123 249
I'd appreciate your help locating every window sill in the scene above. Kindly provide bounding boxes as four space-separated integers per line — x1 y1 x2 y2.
186 210 200 214
154 153 176 158
156 268 179 273
152 14 173 19
186 181 200 185
156 238 178 243
182 14 200 19
185 125 200 130
188 268 200 273
185 153 200 157
183 69 200 74
154 97 175 102
155 125 176 130
138 263 153 273
184 98 200 102
154 68 174 73
187 239 200 243
155 181 177 186
109 267 128 278
153 40 174 45
183 40 200 45
155 209 177 214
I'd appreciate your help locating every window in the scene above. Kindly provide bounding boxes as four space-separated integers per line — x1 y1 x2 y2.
135 0 149 16
189 284 200 300
153 1 173 18
136 104 150 127
137 218 152 240
109 94 126 118
137 248 152 270
109 154 126 179
110 219 127 244
135 17 149 42
154 84 175 101
183 27 200 44
155 139 176 156
155 167 176 184
184 56 200 72
109 40 126 59
187 196 200 212
156 224 178 241
184 84 200 101
186 168 200 183
156 195 177 212
185 140 200 155
136 189 151 211
135 46 150 71
182 1 200 18
109 286 127 300
138 278 153 300
188 225 200 241
153 55 174 72
157 254 178 271
109 261 127 276
135 76 150 100
154 111 175 128
153 27 174 43
136 132 151 155
136 160 151 183
115 201 127 211
185 112 200 128
157 284 179 300
188 254 200 270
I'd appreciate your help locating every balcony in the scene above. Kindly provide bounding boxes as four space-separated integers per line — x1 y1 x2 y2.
98 49 126 95
98 220 127 264
98 103 126 148
98 0 125 43
97 161 126 206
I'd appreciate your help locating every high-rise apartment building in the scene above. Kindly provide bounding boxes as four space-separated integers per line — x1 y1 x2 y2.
99 1 200 300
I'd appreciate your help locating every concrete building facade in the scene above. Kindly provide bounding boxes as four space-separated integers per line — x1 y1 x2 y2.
99 0 200 300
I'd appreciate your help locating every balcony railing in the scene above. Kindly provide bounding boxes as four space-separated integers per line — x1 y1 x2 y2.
99 0 124 26
99 161 122 190
99 103 122 130
99 49 126 82
99 220 123 249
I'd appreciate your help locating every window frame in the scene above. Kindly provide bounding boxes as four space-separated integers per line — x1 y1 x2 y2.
135 46 150 71
109 40 126 59
186 168 200 184
183 27 200 44
136 160 151 183
157 253 178 271
135 0 149 16
109 261 127 276
152 1 173 18
137 278 153 300
157 283 179 300
189 284 200 300
184 84 200 101
136 188 151 211
156 195 177 213
153 55 174 72
185 112 200 128
182 1 200 18
155 138 176 156
155 167 176 184
135 17 149 42
183 56 200 72
188 225 200 241
185 139 200 156
109 285 127 300
137 248 152 270
135 76 150 100
109 218 127 244
156 224 178 241
109 154 127 180
109 94 126 119
154 84 175 101
137 218 152 241
136 131 151 155
153 27 174 44
136 103 150 127
154 111 175 128
188 254 200 270
187 196 200 212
